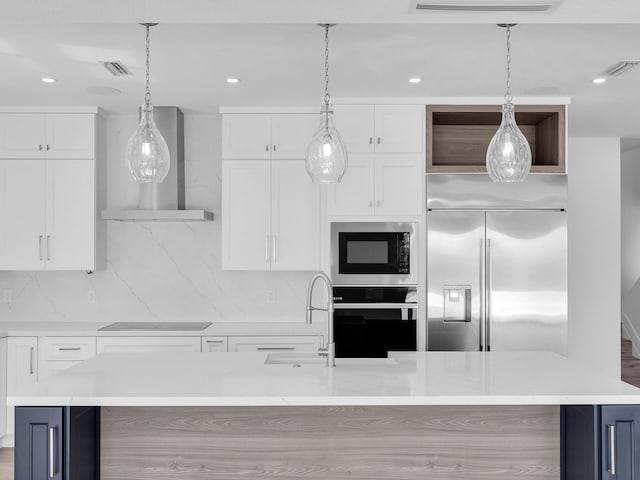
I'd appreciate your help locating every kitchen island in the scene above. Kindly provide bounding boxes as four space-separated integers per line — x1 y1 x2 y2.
9 351 640 480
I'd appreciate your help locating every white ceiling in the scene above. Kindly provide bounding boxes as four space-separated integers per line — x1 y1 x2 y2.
1 0 640 138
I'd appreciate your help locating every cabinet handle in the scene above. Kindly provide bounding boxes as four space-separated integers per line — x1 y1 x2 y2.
369 137 373 145
377 137 381 145
368 200 373 208
376 200 381 208
38 144 43 152
273 145 276 152
256 347 295 351
272 235 277 262
49 426 56 478
607 424 616 475
46 144 50 151
46 235 51 261
265 145 269 152
205 340 222 344
265 235 270 262
29 347 34 375
58 347 81 351
39 235 44 261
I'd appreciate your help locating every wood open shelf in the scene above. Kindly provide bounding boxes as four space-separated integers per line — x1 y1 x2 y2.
426 105 566 174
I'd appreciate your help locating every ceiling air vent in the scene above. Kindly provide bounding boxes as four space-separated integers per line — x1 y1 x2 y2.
412 0 557 12
602 61 640 77
102 61 132 77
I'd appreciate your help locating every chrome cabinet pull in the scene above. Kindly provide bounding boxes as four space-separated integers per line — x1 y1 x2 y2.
272 145 276 152
46 235 51 261
272 235 277 262
265 145 269 152
39 235 44 261
607 424 616 475
376 200 381 208
29 346 34 375
486 238 493 352
205 340 222 343
58 347 81 351
49 426 56 478
46 144 50 151
265 235 270 262
480 238 486 352
368 200 373 208
377 137 381 145
257 346 295 351
369 137 373 145
38 144 43 151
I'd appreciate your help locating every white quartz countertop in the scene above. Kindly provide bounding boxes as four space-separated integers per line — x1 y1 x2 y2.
9 351 640 407
0 321 325 338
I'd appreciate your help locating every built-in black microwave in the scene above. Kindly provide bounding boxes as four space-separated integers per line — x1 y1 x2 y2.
331 223 417 285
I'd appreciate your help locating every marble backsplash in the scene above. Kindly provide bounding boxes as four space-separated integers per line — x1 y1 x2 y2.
0 113 315 323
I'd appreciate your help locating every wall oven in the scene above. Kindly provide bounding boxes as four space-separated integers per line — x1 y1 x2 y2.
331 222 417 285
333 286 417 358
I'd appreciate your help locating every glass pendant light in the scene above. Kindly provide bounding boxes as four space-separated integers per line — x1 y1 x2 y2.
126 23 170 185
486 24 531 183
305 24 348 184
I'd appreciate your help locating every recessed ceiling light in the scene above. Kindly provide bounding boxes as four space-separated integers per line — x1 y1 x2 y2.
41 77 56 84
409 77 422 84
226 78 240 84
592 77 607 84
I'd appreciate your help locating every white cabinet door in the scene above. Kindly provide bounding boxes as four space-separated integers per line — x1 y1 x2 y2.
271 114 317 159
6 337 38 440
45 114 95 159
38 337 96 361
333 105 375 153
271 160 320 271
0 160 46 270
222 114 271 159
202 337 228 352
374 155 423 215
327 156 375 215
222 160 271 270
45 160 95 270
227 336 321 353
0 114 47 159
374 105 423 153
96 337 202 353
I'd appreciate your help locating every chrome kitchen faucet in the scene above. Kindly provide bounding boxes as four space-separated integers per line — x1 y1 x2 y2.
305 272 336 367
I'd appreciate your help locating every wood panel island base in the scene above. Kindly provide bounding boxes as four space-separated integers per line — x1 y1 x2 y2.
9 351 640 480
100 405 558 480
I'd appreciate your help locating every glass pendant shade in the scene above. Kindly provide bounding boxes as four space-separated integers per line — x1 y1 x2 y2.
126 104 170 183
305 107 348 184
486 102 531 182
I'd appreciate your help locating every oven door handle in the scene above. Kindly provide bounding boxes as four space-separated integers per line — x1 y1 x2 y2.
333 303 418 309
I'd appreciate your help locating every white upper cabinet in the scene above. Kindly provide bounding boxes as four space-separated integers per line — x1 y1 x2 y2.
222 114 271 159
333 104 423 154
271 114 318 159
222 113 316 159
222 160 271 270
270 160 320 270
0 113 94 159
222 159 320 271
328 155 423 216
0 110 101 271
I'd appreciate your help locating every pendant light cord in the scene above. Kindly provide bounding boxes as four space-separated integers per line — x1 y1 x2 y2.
324 24 331 110
505 25 512 104
145 24 151 107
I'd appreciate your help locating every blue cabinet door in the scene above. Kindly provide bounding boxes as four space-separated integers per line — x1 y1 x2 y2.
601 405 640 480
15 407 63 480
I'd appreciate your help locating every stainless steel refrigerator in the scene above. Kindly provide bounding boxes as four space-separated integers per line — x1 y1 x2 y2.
426 175 567 354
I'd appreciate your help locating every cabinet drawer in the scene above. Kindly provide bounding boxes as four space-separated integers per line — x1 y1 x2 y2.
202 337 228 352
39 336 96 361
97 337 202 354
227 336 321 353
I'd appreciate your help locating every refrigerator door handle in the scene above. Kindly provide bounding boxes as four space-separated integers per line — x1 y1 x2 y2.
479 237 486 352
486 238 493 352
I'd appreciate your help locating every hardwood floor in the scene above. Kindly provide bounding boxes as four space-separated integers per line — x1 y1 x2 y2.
0 448 12 479
622 338 640 387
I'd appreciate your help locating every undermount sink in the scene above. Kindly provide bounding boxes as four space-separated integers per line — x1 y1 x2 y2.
98 322 212 332
264 352 324 365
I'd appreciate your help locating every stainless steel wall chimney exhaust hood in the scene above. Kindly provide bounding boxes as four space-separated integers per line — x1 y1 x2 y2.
102 107 214 221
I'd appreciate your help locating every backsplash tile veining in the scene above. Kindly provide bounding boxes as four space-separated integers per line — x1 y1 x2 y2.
0 113 314 323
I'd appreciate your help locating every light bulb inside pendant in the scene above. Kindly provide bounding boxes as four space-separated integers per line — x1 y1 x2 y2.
486 24 531 183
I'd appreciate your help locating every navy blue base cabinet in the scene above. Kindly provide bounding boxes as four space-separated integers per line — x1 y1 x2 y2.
15 406 100 480
562 405 640 480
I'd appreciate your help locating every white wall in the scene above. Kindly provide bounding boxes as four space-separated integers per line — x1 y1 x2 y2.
0 113 315 323
621 145 640 353
568 137 621 378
